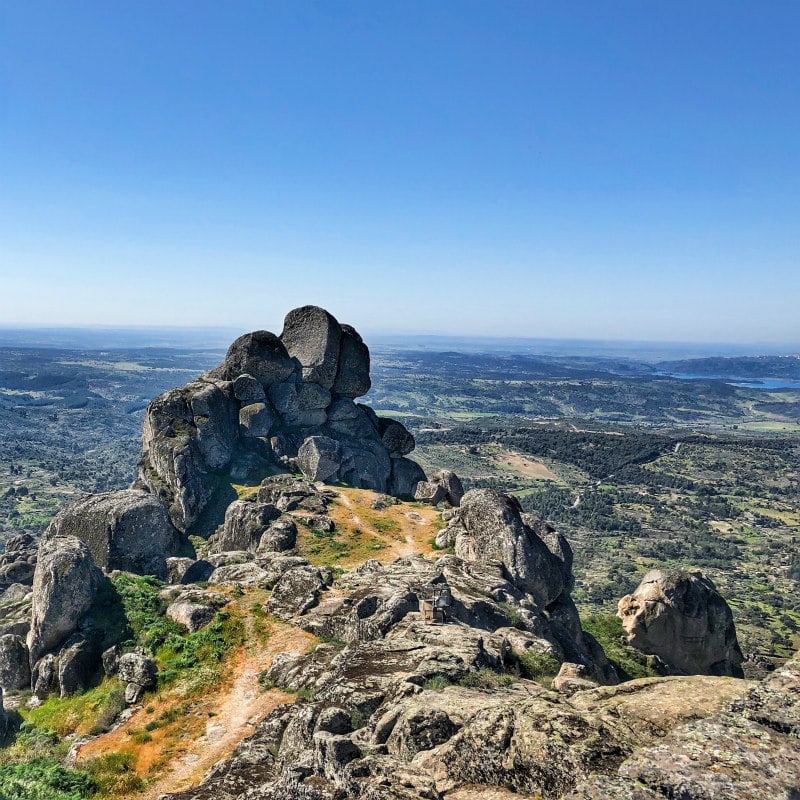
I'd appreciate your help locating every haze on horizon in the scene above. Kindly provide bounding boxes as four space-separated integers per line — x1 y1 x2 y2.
1 2 798 344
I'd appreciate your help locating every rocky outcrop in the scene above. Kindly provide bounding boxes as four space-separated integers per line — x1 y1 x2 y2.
136 306 425 533
450 489 566 608
567 653 800 799
26 535 102 667
161 628 751 800
43 489 181 580
618 569 744 677
208 500 281 553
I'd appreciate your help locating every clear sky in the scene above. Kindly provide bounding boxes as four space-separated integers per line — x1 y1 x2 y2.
1 2 798 343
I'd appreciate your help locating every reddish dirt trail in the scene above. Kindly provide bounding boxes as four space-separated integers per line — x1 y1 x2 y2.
77 622 316 798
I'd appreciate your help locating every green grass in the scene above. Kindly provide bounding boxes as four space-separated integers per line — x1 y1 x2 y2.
517 651 561 683
422 675 449 691
155 610 246 692
580 613 658 681
21 680 125 739
458 669 516 691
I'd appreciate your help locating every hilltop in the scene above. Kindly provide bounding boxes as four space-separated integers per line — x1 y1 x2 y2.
0 306 797 800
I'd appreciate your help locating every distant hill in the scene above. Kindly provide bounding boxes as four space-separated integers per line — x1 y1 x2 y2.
658 355 800 380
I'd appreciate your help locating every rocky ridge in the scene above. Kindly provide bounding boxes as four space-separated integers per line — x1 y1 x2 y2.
1 304 795 800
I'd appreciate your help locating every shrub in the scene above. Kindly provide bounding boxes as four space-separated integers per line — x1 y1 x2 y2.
518 650 561 682
84 751 145 795
458 669 516 690
498 602 526 630
580 613 658 681
422 675 449 691
0 758 96 800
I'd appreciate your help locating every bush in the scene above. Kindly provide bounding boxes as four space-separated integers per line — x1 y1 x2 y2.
518 650 560 682
0 758 96 800
422 675 449 691
84 751 145 795
580 613 658 681
458 669 516 691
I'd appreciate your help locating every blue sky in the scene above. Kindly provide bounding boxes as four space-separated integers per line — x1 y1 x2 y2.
1 2 798 343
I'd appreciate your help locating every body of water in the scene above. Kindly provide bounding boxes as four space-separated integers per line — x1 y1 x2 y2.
663 373 800 390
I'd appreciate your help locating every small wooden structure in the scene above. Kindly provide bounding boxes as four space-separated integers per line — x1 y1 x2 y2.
420 583 452 624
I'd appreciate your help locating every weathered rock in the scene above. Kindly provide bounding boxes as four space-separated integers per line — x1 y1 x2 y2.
385 705 458 760
552 662 599 695
27 535 102 665
209 562 270 587
618 569 744 677
32 652 59 698
568 655 800 800
167 590 229 632
339 441 392 492
1 583 31 603
333 324 371 398
232 373 266 404
454 489 564 607
315 706 353 735
0 561 35 586
44 489 180 579
380 421 415 457
280 305 342 389
297 436 342 483
257 518 298 554
255 554 312 587
429 469 465 506
137 433 214 533
211 500 281 553
266 565 332 619
181 559 215 584
118 652 157 692
0 634 30 689
258 475 327 513
205 549 254 568
239 402 275 438
414 481 446 505
187 380 239 470
102 645 120 677
166 557 196 585
209 331 296 386
57 633 98 697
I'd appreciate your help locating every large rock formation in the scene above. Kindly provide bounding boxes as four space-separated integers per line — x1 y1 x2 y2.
618 569 744 677
43 489 180 580
135 306 425 532
26 535 102 667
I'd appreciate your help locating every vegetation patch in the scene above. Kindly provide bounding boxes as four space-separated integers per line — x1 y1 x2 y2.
580 613 659 681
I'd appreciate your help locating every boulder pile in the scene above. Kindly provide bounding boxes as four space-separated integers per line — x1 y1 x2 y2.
135 305 426 533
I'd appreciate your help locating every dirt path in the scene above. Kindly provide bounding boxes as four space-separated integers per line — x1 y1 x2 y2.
77 621 316 798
